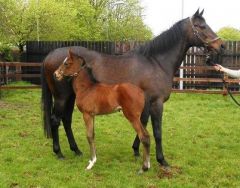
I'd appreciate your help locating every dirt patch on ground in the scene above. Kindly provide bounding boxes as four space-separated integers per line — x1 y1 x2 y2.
0 100 30 110
0 101 13 109
157 165 182 179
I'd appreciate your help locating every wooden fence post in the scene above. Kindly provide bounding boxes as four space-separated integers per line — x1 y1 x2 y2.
5 64 9 84
222 74 228 96
15 64 22 81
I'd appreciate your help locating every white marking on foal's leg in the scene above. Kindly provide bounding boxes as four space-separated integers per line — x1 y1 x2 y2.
86 155 97 170
147 156 150 169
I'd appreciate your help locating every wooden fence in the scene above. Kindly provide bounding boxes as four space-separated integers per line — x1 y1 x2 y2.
1 61 240 94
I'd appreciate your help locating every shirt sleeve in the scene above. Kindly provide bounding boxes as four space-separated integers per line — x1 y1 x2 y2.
221 67 240 79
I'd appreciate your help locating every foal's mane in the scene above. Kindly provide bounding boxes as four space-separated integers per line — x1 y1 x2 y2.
136 18 187 57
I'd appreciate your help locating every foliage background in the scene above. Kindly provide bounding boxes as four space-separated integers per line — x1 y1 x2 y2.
0 0 152 52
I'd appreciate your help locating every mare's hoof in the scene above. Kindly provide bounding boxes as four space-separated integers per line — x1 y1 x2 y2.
159 159 170 168
133 150 140 157
75 150 83 156
57 156 65 160
56 153 65 160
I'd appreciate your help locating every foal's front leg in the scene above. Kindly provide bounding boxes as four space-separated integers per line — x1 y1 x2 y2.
83 113 97 170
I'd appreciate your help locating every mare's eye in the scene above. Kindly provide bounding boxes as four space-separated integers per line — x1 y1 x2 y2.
194 24 206 30
64 62 68 66
199 25 206 30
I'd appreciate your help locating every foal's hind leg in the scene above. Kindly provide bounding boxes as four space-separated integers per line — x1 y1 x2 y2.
122 107 150 171
131 120 150 171
63 94 82 156
132 100 150 157
83 113 97 170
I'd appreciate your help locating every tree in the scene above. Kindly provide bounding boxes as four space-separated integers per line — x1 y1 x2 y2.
0 0 79 51
217 27 240 41
0 0 36 52
103 0 152 41
0 0 152 52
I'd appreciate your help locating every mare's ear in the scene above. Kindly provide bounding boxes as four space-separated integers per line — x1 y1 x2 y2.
199 9 204 16
193 8 200 17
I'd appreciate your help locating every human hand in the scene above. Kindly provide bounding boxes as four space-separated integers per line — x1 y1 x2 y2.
213 64 223 72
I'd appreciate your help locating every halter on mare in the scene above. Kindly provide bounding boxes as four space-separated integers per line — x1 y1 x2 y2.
189 17 220 47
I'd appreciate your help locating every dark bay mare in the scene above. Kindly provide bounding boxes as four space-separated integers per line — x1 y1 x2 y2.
41 9 224 167
53 50 150 171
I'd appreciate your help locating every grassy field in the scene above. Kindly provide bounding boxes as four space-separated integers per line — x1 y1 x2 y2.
0 85 239 187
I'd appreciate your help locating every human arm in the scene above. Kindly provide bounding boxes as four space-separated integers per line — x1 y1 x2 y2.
213 64 240 79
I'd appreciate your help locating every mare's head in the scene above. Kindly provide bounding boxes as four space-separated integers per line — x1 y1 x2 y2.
54 49 85 81
187 9 224 54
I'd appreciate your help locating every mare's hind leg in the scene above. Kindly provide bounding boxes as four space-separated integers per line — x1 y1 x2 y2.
83 113 97 170
63 94 82 156
51 97 70 159
132 100 150 157
51 103 64 159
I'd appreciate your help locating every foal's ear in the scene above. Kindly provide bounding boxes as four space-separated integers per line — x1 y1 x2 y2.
78 55 86 67
68 49 73 60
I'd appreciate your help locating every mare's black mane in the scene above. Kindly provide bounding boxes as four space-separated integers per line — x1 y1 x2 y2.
136 18 187 57
85 67 99 83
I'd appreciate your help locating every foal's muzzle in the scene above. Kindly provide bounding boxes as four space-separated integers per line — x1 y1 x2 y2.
53 70 63 81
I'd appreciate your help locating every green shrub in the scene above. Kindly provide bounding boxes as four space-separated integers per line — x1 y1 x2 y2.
0 44 13 61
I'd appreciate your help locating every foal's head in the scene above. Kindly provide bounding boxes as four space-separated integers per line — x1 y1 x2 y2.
54 50 86 81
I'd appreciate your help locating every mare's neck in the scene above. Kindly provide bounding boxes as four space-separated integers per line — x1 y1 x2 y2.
155 38 189 77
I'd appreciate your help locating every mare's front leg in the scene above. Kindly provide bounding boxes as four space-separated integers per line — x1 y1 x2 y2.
150 99 169 167
132 100 150 156
63 94 82 156
83 113 97 170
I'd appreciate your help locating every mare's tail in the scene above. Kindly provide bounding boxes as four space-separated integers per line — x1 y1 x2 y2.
41 62 53 138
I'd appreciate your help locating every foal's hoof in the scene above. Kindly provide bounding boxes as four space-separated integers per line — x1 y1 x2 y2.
137 169 144 175
137 168 149 175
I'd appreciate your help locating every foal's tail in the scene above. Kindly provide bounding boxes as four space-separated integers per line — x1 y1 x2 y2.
41 63 53 138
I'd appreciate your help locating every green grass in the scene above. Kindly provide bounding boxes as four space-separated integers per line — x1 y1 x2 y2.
0 85 239 187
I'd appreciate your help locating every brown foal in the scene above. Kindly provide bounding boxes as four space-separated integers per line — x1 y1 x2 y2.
54 50 150 171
